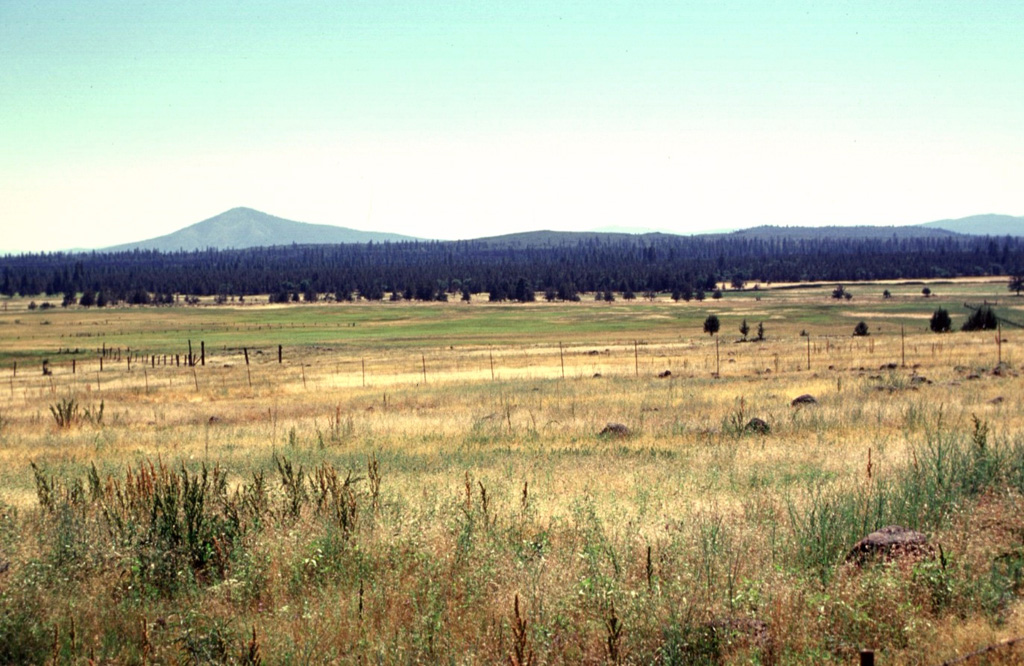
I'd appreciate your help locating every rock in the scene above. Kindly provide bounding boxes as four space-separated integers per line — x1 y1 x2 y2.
880 363 898 370
910 375 930 385
704 617 771 651
599 423 631 437
592 373 602 378
657 370 672 378
967 374 981 380
208 416 221 425
744 417 770 435
791 394 817 407
846 525 930 564
989 396 1004 405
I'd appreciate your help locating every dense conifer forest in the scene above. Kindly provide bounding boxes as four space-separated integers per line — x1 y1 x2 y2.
2 233 1022 305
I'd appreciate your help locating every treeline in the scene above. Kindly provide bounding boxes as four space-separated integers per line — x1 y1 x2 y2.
2 233 1022 304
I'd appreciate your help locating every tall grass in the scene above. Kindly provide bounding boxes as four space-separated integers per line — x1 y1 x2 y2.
5 416 1022 663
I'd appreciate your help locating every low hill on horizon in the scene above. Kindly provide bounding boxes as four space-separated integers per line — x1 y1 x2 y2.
917 214 1023 237
103 207 420 252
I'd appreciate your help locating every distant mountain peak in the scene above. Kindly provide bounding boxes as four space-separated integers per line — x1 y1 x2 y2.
103 208 420 252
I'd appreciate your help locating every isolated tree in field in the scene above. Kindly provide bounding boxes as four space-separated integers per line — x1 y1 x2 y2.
832 285 847 299
1010 273 1024 296
962 306 998 331
756 321 765 341
703 314 720 336
695 289 706 302
853 321 870 336
922 287 931 297
883 289 891 299
929 308 952 333
739 318 749 341
712 288 723 300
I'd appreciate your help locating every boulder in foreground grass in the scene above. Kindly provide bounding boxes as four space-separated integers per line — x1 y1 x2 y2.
599 423 631 437
846 525 930 565
791 394 818 407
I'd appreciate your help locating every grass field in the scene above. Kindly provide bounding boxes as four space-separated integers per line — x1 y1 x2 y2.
1 279 1023 664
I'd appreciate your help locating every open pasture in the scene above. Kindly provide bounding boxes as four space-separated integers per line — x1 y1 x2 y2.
1 279 1023 664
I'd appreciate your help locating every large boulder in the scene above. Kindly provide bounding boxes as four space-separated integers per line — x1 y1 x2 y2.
791 394 818 407
846 525 930 564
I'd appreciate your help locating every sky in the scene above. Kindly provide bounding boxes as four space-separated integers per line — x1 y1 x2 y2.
2 1 1022 252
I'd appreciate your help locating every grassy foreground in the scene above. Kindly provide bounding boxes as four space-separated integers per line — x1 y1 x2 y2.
1 281 1024 664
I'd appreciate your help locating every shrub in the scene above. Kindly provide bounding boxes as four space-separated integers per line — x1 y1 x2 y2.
930 308 952 333
853 321 870 336
962 306 998 331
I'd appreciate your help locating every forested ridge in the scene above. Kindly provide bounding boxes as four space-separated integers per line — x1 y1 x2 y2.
2 232 1022 305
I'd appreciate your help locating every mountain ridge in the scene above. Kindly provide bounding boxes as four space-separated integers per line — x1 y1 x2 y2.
90 208 1024 255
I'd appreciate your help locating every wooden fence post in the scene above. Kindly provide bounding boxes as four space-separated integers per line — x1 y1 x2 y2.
244 348 252 387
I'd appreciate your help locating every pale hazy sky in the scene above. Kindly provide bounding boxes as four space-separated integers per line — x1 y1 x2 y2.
2 1 1022 251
